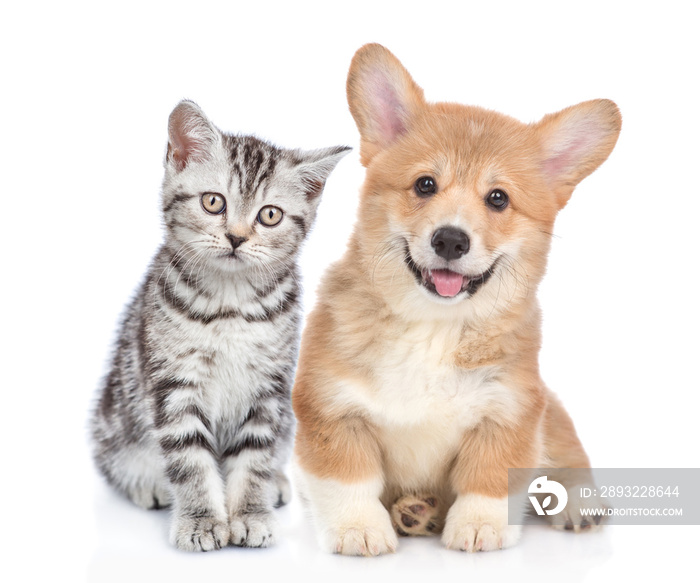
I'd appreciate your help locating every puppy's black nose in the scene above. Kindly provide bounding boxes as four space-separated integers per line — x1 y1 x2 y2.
226 234 247 251
431 227 469 261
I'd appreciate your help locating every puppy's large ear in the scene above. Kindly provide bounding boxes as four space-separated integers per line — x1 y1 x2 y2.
536 99 621 208
347 44 425 165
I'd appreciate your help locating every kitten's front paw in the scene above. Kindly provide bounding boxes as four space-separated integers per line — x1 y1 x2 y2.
442 494 521 552
171 515 230 552
230 512 276 548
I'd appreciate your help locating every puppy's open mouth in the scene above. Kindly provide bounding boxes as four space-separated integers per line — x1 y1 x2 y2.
404 248 498 299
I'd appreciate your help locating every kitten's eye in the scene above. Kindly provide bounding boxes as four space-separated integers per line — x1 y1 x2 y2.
414 176 437 197
486 189 509 211
201 193 226 215
258 205 283 227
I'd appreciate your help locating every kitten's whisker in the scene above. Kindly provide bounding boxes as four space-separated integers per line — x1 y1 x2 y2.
153 241 204 305
170 246 207 302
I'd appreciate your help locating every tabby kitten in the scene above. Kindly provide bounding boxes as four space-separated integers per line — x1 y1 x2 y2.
90 100 349 552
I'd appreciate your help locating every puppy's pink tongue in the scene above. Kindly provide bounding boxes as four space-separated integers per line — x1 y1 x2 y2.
431 269 464 297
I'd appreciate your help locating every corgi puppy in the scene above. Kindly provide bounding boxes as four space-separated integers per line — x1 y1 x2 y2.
292 44 621 555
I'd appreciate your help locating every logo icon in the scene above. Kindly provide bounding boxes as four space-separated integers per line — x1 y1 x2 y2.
528 476 568 516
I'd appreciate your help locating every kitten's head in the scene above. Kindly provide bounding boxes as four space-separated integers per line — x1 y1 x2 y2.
161 100 350 278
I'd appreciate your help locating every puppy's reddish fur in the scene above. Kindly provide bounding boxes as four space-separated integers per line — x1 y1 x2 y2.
293 44 620 554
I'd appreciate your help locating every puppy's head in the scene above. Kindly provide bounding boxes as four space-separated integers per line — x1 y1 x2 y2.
346 44 621 318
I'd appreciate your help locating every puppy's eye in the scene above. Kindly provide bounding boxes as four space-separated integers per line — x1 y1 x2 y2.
486 189 509 210
258 205 284 227
201 193 226 214
414 176 437 197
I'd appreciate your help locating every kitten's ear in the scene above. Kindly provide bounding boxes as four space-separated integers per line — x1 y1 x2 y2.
347 44 425 165
167 100 218 171
536 99 622 208
293 146 352 200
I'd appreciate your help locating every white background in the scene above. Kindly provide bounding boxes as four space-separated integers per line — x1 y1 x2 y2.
2 1 699 581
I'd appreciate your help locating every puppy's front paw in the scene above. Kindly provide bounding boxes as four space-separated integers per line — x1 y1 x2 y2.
298 471 396 556
390 494 442 536
331 525 398 556
442 494 521 552
230 511 276 548
320 502 397 556
442 521 521 552
171 515 229 552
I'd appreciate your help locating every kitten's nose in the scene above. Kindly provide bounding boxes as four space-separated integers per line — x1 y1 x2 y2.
226 234 247 250
431 227 470 261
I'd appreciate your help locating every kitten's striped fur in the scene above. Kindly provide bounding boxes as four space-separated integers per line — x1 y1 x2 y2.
90 100 349 551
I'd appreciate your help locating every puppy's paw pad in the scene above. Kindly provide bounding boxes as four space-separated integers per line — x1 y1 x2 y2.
230 512 276 548
171 516 229 552
390 494 441 536
334 527 397 556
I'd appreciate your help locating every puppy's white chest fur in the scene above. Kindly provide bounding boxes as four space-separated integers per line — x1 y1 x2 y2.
365 321 512 423
342 320 518 490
